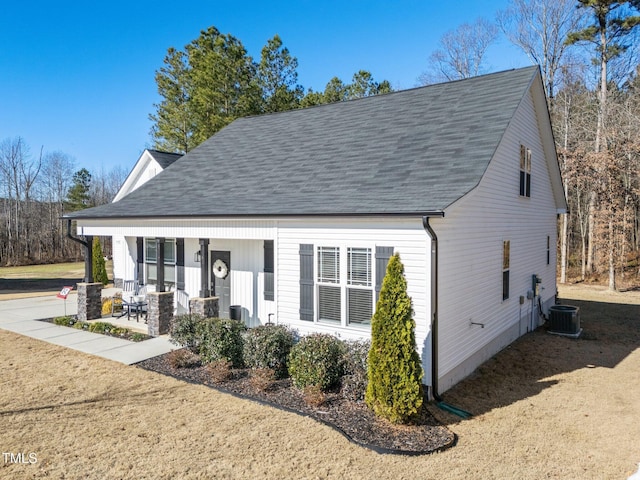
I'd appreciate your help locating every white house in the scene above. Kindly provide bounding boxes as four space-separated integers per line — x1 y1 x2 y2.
66 66 567 395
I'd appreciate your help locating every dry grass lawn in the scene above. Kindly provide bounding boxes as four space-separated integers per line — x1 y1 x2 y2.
1 284 639 479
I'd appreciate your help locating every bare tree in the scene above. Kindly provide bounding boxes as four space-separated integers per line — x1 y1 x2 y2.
498 0 587 101
418 18 498 84
567 0 640 289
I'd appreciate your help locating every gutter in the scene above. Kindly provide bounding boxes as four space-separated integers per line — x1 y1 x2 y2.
66 218 93 283
422 214 472 419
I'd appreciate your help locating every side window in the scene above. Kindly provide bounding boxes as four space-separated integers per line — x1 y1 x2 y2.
546 236 550 265
264 240 274 301
502 240 510 301
519 145 531 197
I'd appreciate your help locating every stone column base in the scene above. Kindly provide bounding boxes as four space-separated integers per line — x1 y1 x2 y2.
189 297 219 318
147 291 174 337
77 283 103 321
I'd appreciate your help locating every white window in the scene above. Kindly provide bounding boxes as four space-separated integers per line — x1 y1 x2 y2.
317 247 341 323
347 248 373 325
316 246 374 326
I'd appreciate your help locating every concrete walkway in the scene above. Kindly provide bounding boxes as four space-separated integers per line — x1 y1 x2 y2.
0 295 175 365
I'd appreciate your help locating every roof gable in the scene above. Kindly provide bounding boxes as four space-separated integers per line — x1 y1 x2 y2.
112 149 182 202
70 66 545 219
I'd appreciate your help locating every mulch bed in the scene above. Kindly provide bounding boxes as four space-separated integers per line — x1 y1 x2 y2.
38 316 152 342
137 351 456 455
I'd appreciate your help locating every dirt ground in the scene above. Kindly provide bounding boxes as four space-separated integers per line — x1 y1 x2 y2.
1 284 639 479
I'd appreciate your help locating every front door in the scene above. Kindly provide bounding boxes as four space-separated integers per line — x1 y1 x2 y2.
211 251 231 318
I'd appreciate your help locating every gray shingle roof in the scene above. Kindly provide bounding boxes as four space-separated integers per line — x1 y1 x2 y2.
68 66 539 219
147 150 182 169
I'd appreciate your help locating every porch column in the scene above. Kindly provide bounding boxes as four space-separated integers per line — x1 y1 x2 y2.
199 238 210 298
147 291 173 336
77 282 102 321
156 237 165 292
84 235 94 283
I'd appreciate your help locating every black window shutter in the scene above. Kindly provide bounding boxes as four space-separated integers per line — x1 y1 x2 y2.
299 244 314 321
375 246 394 303
176 238 185 291
136 237 144 285
264 240 274 301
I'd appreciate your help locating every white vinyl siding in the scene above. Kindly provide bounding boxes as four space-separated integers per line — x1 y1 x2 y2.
276 217 431 383
432 87 559 392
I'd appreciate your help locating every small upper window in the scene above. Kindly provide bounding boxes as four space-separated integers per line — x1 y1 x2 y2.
519 145 531 197
502 240 510 301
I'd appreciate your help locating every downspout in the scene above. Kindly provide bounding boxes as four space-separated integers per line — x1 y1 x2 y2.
66 218 93 283
422 214 472 419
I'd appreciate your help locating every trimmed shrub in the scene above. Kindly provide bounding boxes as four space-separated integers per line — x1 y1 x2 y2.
288 333 345 391
249 368 277 392
130 332 147 343
167 349 201 369
88 321 115 333
197 318 246 367
341 339 371 402
207 359 233 383
365 253 424 424
53 316 74 326
243 324 295 378
73 321 89 330
303 385 326 407
170 313 204 352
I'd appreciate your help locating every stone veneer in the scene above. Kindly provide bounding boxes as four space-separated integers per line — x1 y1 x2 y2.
147 291 174 337
113 278 123 289
77 283 103 321
188 297 220 318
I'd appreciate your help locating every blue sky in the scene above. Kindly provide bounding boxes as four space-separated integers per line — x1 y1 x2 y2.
0 1 529 173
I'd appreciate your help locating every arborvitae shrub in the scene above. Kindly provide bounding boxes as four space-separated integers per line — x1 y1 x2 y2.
341 339 371 402
365 253 424 424
170 313 205 352
197 318 246 367
288 333 345 391
242 324 296 378
92 237 109 286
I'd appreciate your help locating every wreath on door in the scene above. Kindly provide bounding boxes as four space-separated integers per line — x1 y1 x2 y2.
212 259 229 279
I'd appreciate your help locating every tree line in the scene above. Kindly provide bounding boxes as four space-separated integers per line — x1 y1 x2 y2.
150 27 393 154
419 0 640 290
0 137 126 266
5 2 640 292
151 4 640 290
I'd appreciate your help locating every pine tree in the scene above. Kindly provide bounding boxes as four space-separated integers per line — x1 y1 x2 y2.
365 253 424 424
92 237 109 286
65 168 92 212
